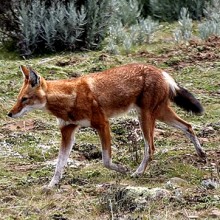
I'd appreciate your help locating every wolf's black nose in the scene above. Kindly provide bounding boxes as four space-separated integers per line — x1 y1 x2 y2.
8 112 12 117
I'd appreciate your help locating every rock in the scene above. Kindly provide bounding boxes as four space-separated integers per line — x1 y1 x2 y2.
201 126 215 137
44 158 84 168
165 177 188 189
60 185 73 192
201 208 220 219
201 179 219 189
209 208 220 218
101 185 171 212
125 186 170 200
173 188 184 202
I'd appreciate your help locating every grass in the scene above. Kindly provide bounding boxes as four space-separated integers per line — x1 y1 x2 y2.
0 23 220 219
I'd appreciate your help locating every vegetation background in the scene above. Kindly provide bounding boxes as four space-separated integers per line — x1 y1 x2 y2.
0 0 219 219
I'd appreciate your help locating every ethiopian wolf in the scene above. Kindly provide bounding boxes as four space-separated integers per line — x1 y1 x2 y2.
8 64 206 187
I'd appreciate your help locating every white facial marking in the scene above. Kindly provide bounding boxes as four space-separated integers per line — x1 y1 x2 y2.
11 106 32 118
11 102 46 118
38 89 46 96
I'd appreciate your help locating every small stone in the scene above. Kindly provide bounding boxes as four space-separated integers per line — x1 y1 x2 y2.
201 179 219 189
60 185 72 191
165 177 188 189
200 137 209 143
148 187 171 200
174 188 183 201
209 208 220 218
188 215 199 219
213 195 220 200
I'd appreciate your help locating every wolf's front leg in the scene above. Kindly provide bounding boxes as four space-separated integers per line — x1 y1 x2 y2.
48 124 78 188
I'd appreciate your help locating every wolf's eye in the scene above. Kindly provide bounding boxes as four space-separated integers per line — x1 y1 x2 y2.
21 97 28 102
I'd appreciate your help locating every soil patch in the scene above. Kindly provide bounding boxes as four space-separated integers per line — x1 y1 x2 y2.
136 36 220 69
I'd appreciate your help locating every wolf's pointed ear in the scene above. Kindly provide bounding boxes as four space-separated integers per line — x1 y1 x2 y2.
20 65 30 80
29 67 40 87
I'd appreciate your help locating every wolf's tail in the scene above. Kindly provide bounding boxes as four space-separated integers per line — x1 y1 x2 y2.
162 71 204 115
171 85 204 114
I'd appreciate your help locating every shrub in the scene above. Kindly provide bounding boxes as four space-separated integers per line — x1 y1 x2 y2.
198 0 220 39
138 0 151 17
138 17 159 43
105 17 159 55
111 0 142 26
149 0 210 21
173 7 193 43
104 0 159 55
84 0 112 49
105 38 120 55
0 0 112 56
15 1 87 55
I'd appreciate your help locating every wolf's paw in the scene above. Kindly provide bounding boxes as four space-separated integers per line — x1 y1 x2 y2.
197 149 206 159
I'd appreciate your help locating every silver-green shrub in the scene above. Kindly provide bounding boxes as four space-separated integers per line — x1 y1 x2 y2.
105 38 120 55
17 1 46 55
199 0 220 39
173 7 193 43
150 0 209 21
16 0 87 55
85 0 112 49
138 17 159 43
123 34 133 55
105 0 159 54
129 17 159 45
12 0 112 55
111 0 142 26
105 15 159 54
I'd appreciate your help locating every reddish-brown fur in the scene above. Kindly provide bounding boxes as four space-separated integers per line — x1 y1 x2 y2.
8 64 205 187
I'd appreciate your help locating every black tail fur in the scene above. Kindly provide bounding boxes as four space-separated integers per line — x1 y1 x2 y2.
171 86 204 115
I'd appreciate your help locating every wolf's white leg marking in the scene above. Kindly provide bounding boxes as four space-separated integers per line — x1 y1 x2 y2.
131 140 150 177
102 149 128 173
158 106 206 158
132 112 155 177
170 120 206 158
48 125 78 188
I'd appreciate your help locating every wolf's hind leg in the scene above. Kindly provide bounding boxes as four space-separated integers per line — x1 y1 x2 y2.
132 110 156 177
158 106 206 158
96 119 129 174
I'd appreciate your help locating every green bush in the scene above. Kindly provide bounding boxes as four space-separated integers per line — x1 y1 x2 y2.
149 0 210 21
85 0 112 50
138 0 151 17
0 0 112 56
199 0 220 39
173 7 193 43
111 0 142 26
105 0 159 55
105 17 159 55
